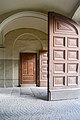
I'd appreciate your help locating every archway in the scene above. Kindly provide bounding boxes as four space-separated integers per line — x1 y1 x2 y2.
13 32 43 86
1 11 48 88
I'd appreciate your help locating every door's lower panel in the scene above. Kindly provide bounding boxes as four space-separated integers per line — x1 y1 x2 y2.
50 89 80 100
40 81 47 87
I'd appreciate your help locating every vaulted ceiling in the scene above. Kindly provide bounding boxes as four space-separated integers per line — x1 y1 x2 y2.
0 0 80 22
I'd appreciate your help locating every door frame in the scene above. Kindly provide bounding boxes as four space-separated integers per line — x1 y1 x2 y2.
19 52 37 85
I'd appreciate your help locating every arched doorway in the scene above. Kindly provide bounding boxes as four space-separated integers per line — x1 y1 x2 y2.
13 31 43 86
1 11 48 88
5 28 47 87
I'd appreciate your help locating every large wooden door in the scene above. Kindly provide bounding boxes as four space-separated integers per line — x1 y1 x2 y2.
20 53 36 84
40 51 48 87
48 12 80 100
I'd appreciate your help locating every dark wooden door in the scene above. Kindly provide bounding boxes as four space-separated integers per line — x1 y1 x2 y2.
40 51 48 87
48 12 80 100
20 53 36 84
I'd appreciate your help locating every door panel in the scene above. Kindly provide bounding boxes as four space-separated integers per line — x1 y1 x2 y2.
48 12 80 100
40 51 48 87
20 53 36 84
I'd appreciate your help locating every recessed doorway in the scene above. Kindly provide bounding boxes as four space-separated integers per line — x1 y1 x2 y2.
20 53 37 86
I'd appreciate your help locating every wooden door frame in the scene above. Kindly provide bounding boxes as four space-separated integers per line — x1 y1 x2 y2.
19 52 37 86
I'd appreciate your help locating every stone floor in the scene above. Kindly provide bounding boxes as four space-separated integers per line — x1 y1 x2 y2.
0 87 80 120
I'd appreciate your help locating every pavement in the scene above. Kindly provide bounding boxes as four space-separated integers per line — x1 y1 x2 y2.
0 87 80 120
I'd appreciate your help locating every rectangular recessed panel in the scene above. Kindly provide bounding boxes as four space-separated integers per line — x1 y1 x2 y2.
42 67 47 72
28 62 34 75
42 61 47 67
54 63 65 73
54 50 65 60
42 54 48 60
54 37 65 47
68 51 78 60
42 53 47 57
23 76 34 81
68 38 78 47
42 74 47 80
68 76 78 86
68 63 78 73
51 90 80 100
53 76 65 86
42 61 47 64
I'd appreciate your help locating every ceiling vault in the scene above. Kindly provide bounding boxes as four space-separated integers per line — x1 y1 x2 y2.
69 0 80 18
0 0 80 24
